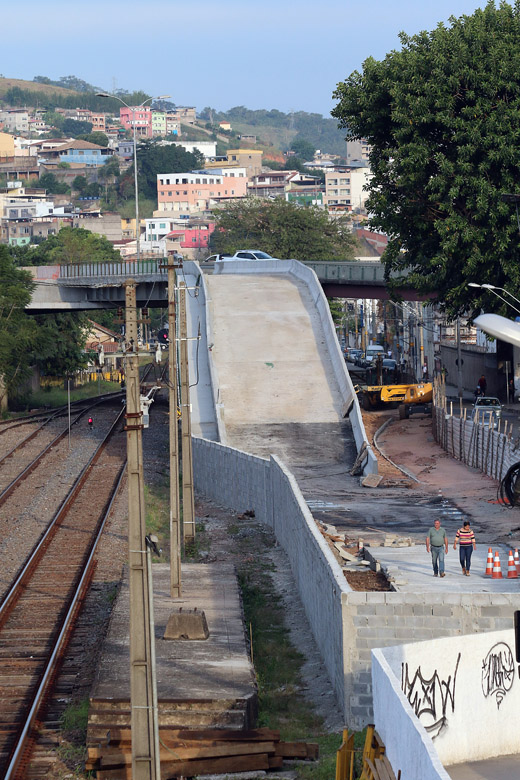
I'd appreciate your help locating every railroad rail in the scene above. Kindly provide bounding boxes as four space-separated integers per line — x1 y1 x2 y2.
0 408 127 779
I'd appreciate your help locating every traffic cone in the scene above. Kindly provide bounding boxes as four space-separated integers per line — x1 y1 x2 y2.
508 551 518 578
485 547 493 576
515 549 520 575
492 551 503 579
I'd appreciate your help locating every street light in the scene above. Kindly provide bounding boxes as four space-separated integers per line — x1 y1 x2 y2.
468 282 520 316
96 92 170 261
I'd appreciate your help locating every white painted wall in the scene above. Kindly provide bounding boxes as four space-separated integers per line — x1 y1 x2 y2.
374 629 520 769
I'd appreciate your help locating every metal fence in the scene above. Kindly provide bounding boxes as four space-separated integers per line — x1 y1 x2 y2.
59 259 166 279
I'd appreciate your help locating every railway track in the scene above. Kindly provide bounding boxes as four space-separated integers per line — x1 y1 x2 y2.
0 408 127 779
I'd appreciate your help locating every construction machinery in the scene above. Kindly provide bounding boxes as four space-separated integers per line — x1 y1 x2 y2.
354 355 433 417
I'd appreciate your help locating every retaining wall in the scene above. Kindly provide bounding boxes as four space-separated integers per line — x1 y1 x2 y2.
373 626 520 776
192 436 351 716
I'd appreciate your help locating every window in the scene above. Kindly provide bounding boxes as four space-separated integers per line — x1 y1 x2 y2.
160 223 165 229
168 191 172 196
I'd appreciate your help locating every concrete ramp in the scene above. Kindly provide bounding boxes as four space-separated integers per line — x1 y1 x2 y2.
206 274 343 428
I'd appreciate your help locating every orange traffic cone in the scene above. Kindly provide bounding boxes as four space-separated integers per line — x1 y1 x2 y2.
485 547 493 576
515 549 520 575
508 551 518 578
492 551 503 579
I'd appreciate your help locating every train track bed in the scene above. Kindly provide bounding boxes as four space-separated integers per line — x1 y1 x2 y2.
0 404 125 603
0 412 127 779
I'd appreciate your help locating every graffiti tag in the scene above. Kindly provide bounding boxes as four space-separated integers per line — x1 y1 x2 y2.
401 653 460 739
482 642 514 708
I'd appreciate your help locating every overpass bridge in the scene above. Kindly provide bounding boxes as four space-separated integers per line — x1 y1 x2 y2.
26 257 427 313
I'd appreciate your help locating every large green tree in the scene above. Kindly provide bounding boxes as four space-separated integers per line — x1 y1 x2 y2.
119 141 204 201
0 248 43 404
332 1 520 316
210 198 358 260
11 227 121 265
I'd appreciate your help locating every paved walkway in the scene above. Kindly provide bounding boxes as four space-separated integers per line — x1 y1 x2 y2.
447 753 520 779
367 543 520 593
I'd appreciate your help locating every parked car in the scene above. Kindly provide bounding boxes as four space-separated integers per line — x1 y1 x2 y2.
345 348 362 363
472 396 502 428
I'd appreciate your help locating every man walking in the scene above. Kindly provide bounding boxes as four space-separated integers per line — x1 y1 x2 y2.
426 519 449 577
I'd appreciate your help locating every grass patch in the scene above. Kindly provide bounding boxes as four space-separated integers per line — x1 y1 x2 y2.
61 698 89 735
144 482 171 561
183 521 209 561
235 528 366 779
20 380 121 410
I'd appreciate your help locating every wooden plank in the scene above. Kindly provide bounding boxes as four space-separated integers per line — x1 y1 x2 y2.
97 753 271 778
268 755 284 769
377 754 397 780
274 741 319 759
99 741 276 765
88 726 280 744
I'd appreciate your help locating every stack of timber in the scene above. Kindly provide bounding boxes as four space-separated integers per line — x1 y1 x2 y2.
86 727 319 778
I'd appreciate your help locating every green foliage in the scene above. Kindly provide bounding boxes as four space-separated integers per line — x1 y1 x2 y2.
119 140 204 201
291 137 315 161
77 131 109 147
43 110 64 129
72 176 101 198
30 312 91 377
38 172 70 194
332 1 520 317
211 198 358 261
62 118 93 137
0 248 42 403
9 227 121 266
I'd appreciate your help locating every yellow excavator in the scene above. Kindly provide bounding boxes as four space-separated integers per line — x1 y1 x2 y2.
356 355 433 418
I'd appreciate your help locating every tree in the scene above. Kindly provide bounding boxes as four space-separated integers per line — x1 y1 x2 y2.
62 118 93 137
38 172 70 195
30 312 91 378
290 137 315 161
10 227 121 266
332 1 520 317
0 247 42 405
119 140 204 200
210 198 358 261
77 131 109 147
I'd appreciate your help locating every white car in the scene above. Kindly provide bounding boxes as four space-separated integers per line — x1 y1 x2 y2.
231 250 273 260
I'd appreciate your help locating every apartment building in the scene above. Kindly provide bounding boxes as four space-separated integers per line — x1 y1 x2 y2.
324 164 372 211
205 149 263 177
145 216 215 249
0 109 30 134
151 111 167 137
157 169 247 214
120 106 153 138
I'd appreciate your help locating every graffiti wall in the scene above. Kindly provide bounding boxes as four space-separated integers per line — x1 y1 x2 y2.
373 628 520 768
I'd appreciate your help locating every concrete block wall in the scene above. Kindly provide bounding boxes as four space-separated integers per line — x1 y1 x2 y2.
342 591 520 729
192 436 351 716
433 406 517 482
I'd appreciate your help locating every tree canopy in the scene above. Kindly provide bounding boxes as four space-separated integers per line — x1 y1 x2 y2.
119 140 204 201
210 198 358 261
0 247 42 405
332 1 520 316
12 227 121 265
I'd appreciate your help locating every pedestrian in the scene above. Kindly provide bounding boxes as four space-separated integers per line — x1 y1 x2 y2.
88 416 93 430
426 519 449 577
453 520 476 576
478 374 487 395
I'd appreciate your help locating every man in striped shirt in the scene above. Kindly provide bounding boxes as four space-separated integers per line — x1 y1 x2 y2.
453 520 476 576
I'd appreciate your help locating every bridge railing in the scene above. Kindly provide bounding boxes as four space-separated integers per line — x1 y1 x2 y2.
58 259 166 278
305 260 386 283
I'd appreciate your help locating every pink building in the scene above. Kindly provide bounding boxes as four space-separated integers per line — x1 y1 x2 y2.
166 223 215 249
157 170 247 213
120 106 152 138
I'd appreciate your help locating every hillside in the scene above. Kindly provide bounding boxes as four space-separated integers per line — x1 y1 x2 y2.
0 77 78 98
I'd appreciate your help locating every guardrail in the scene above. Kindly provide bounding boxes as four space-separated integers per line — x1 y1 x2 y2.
59 259 166 278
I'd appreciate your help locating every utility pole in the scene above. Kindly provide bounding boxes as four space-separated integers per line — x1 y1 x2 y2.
124 280 160 780
167 256 181 597
457 318 463 400
179 281 195 542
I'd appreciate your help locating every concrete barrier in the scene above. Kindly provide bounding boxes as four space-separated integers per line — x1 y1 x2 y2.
373 627 520 774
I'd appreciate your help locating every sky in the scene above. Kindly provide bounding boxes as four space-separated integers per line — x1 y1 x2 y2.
4 0 492 117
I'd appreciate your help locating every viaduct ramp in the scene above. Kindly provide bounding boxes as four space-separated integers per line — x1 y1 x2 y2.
203 259 375 476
